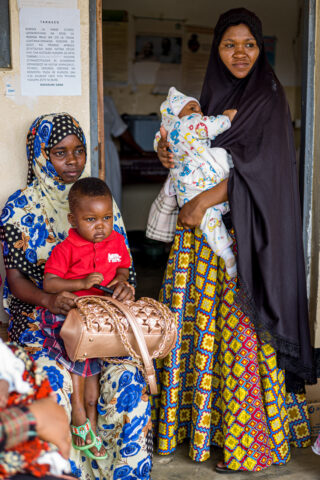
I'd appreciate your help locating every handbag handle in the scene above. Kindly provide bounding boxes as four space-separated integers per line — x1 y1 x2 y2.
75 296 158 395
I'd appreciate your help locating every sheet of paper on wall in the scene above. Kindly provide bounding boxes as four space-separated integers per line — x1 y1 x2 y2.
103 21 128 85
19 7 81 96
18 0 77 8
181 25 213 98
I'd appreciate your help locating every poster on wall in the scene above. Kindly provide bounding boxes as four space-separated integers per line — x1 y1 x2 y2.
135 35 182 64
19 7 81 96
181 25 213 98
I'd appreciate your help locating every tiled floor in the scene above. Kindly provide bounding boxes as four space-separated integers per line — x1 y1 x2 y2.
131 235 320 480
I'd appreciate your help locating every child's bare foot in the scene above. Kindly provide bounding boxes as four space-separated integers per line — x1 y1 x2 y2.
0 379 9 408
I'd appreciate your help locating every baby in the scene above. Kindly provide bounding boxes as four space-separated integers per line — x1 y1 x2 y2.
158 86 237 277
0 339 69 478
41 177 132 460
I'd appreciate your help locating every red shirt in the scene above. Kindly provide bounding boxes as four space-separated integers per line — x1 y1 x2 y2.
44 228 131 296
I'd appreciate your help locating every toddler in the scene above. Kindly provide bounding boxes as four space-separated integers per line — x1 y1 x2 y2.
158 86 237 277
0 339 69 478
41 177 132 460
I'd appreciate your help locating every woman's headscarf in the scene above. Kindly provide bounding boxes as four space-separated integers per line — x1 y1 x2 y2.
26 113 87 238
200 8 315 388
0 113 87 274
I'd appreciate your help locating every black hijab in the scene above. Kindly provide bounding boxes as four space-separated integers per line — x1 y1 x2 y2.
200 8 315 388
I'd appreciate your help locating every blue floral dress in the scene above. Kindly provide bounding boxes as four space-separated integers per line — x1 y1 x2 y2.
0 113 152 479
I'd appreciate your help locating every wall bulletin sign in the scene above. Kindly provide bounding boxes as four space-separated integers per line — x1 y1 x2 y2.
19 7 81 96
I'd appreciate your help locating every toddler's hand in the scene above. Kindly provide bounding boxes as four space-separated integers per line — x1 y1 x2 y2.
107 277 135 301
223 109 237 122
82 272 104 290
112 282 135 301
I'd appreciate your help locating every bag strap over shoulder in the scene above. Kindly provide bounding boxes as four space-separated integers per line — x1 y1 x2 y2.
75 296 158 395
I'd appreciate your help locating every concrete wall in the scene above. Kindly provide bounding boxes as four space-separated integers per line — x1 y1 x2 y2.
103 0 302 117
0 0 91 322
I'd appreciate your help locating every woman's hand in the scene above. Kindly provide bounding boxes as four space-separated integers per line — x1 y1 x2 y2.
178 179 229 229
223 109 237 122
178 195 207 229
157 126 174 169
45 291 77 315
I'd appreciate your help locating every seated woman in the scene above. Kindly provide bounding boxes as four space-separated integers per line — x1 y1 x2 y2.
0 113 152 480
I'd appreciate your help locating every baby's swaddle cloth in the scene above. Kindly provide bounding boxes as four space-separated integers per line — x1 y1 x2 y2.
160 87 232 202
0 339 30 394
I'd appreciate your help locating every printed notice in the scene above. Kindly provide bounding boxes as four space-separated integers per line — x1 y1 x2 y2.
20 8 81 96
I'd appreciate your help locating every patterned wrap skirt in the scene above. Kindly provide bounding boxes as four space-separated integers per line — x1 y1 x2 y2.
151 226 311 472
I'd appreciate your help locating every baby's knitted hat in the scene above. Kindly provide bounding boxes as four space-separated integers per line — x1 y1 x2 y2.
167 86 199 116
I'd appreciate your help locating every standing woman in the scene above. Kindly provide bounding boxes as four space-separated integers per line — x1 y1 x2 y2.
153 8 315 473
0 113 152 479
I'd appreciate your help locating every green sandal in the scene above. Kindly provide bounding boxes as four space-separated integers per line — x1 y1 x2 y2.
84 435 108 460
71 418 96 451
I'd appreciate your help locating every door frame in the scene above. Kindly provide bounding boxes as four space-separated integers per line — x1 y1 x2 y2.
300 0 316 297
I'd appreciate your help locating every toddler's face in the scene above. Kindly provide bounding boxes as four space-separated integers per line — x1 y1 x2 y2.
68 195 113 243
178 101 202 118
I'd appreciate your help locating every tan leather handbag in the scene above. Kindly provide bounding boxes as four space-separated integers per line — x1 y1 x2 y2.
60 296 177 394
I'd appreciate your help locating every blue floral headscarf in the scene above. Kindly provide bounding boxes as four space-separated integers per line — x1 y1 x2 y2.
1 113 87 269
25 113 87 239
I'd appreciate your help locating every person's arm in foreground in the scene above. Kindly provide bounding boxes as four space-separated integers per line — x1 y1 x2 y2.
0 397 70 458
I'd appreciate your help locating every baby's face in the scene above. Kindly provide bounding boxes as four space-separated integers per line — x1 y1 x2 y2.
68 195 113 243
178 101 202 118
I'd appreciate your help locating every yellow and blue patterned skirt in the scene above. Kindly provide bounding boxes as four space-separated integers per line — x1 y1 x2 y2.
152 226 311 472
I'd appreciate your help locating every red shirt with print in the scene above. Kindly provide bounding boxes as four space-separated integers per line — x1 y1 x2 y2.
44 228 131 296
